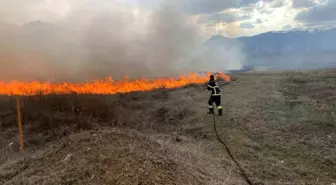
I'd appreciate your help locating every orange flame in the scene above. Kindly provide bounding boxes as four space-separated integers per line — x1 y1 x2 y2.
0 73 230 96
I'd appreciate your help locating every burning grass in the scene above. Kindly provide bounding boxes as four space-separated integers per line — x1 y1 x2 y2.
0 73 230 96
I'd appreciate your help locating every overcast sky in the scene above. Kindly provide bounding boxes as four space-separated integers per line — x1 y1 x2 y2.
0 0 334 37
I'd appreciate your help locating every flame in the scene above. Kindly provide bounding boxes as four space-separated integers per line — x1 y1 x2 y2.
0 72 230 96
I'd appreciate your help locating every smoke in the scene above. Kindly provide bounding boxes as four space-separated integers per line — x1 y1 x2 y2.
0 0 244 82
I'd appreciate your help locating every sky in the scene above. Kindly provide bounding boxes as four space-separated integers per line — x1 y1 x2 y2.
0 0 335 37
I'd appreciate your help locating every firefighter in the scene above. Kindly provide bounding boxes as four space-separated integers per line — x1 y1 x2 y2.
206 74 223 116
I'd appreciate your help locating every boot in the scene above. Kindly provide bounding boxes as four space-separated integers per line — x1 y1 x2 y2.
207 108 214 114
217 108 223 116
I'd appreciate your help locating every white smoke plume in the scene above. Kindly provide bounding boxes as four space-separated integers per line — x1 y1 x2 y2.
0 0 244 82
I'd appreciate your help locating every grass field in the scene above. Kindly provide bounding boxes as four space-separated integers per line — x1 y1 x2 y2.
0 69 335 185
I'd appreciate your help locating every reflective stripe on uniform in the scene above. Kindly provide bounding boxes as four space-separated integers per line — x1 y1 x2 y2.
212 94 221 96
208 105 213 108
217 106 223 109
208 85 220 88
214 85 220 94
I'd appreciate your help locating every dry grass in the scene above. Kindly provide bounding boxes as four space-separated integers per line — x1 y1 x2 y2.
1 129 237 185
0 69 335 185
0 86 246 185
215 69 336 185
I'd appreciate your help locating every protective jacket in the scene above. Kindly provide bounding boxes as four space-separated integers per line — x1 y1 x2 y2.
207 79 221 96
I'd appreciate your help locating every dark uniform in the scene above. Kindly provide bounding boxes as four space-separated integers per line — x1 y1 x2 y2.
206 75 223 116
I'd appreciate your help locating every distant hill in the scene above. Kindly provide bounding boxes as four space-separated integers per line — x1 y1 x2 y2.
18 21 336 71
22 21 336 57
22 20 60 35
206 28 336 70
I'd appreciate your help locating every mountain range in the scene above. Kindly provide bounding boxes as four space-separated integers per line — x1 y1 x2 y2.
24 20 336 57
206 28 336 70
206 28 336 56
20 21 336 71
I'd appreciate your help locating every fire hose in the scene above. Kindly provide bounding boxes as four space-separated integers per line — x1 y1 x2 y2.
212 103 255 185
